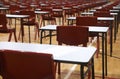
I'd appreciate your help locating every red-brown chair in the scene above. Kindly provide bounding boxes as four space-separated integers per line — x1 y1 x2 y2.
94 11 112 27
52 6 64 25
19 10 39 43
57 26 89 46
0 14 17 42
56 26 89 75
9 4 20 14
40 7 56 26
63 5 76 22
76 16 99 58
94 11 112 44
0 50 56 79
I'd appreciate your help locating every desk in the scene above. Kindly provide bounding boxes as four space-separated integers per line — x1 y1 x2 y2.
6 14 29 42
67 16 114 23
35 11 49 15
52 9 63 25
81 12 118 16
0 7 9 13
81 11 118 43
0 42 96 79
52 9 63 12
67 16 114 57
30 4 38 10
39 25 109 79
89 9 119 13
35 11 49 26
113 6 120 10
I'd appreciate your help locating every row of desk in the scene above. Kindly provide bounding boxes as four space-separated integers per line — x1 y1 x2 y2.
0 42 96 79
5 13 113 79
39 25 109 79
67 16 114 57
1 3 120 79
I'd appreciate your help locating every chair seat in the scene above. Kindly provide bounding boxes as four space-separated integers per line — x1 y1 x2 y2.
53 14 63 17
42 17 56 20
97 21 111 26
89 32 99 37
19 10 39 43
0 28 15 33
22 21 37 26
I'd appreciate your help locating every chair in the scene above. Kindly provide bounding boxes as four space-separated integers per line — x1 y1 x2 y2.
56 26 89 75
19 10 39 43
0 14 17 42
40 7 56 26
94 11 112 43
63 5 76 22
8 4 20 27
52 6 64 25
93 11 112 27
76 16 99 58
57 26 89 46
0 50 56 79
9 4 20 14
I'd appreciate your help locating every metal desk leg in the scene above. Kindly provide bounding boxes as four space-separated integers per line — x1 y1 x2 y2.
102 33 105 79
15 18 16 32
105 33 107 76
110 22 113 57
114 15 117 42
40 30 43 44
49 31 52 44
92 57 95 79
81 65 84 79
21 18 24 43
28 26 31 43
68 19 70 25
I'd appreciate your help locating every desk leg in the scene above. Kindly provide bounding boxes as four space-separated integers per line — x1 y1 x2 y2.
21 18 24 43
102 33 105 79
49 31 52 44
105 33 107 76
28 26 31 43
114 15 117 42
15 18 16 32
110 22 113 57
40 30 43 44
68 20 73 25
81 65 84 79
92 57 95 79
116 14 119 33
68 19 70 25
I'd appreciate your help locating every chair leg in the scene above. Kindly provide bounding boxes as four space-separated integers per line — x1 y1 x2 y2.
18 25 24 40
43 20 45 26
54 62 57 74
8 32 12 42
39 18 43 27
88 62 92 79
13 31 17 42
34 23 39 40
62 17 64 25
58 62 61 75
18 28 21 40
28 26 31 43
34 28 37 40
53 19 57 25
88 71 91 79
96 35 100 58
